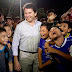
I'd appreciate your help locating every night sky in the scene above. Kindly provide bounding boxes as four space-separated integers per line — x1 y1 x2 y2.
0 0 72 17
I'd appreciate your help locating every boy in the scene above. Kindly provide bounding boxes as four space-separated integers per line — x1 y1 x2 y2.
0 27 13 72
60 21 72 38
46 9 57 26
38 22 57 72
45 26 72 72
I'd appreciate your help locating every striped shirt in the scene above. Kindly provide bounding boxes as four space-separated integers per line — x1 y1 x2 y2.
12 20 41 56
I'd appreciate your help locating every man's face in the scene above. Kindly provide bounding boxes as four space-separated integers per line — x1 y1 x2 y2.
0 32 8 45
40 26 49 39
49 27 62 40
60 23 70 35
24 8 37 22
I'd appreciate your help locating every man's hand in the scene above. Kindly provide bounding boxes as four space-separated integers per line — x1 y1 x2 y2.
14 56 21 71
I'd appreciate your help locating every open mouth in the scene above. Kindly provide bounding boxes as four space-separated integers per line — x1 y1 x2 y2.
41 35 45 36
53 32 56 35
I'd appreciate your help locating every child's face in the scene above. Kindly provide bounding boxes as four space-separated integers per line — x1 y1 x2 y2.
47 12 56 20
7 19 13 26
49 27 62 40
60 23 70 35
40 26 49 39
0 32 8 45
4 26 12 37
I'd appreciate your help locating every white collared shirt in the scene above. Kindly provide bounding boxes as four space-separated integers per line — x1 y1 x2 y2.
12 20 41 56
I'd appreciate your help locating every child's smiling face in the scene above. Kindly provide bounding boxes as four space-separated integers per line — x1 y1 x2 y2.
40 26 49 39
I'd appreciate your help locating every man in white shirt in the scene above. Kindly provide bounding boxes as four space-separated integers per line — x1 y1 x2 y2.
12 3 41 72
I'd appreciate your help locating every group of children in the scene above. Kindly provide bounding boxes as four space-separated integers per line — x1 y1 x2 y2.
38 21 72 72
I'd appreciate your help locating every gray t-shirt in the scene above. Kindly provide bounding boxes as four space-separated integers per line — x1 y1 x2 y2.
0 45 12 72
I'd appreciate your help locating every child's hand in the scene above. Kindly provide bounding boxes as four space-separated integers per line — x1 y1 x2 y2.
38 64 43 70
48 14 57 20
47 47 57 53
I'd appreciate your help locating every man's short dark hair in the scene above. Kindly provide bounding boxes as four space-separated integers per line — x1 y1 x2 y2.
0 27 6 33
23 3 37 12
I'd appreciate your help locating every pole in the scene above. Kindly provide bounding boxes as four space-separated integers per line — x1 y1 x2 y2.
20 0 22 21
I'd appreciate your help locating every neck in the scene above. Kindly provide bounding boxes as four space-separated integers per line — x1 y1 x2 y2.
54 35 64 46
0 44 4 50
28 19 36 26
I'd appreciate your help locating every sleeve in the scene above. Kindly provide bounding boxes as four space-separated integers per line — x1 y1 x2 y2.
69 45 72 56
12 25 21 56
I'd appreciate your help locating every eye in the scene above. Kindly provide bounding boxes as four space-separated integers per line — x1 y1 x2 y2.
64 25 66 27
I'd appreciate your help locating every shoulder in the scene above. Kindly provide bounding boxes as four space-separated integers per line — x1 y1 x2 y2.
67 36 72 40
16 20 25 27
36 21 42 26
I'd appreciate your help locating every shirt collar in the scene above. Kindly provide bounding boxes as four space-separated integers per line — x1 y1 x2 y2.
55 38 67 48
24 19 37 25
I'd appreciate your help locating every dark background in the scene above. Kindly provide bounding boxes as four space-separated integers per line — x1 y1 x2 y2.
0 0 72 18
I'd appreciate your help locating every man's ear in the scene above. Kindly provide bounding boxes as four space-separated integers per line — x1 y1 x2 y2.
35 11 37 17
68 28 72 33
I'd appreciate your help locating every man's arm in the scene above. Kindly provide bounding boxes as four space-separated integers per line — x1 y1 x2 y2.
12 25 21 71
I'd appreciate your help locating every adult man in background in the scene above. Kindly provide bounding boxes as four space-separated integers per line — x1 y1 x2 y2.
12 3 41 72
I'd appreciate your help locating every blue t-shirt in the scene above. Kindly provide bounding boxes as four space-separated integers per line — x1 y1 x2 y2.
39 38 51 63
0 45 12 72
50 36 72 72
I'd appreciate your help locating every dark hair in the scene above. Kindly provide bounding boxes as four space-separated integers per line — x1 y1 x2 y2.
52 25 63 32
40 18 47 22
23 3 37 12
0 27 6 33
62 21 72 29
41 22 52 31
46 9 56 16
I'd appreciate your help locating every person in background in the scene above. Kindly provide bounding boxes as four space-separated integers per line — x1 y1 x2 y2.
0 13 5 27
12 3 41 72
6 17 14 31
46 9 57 26
3 24 13 48
60 21 72 38
40 18 47 23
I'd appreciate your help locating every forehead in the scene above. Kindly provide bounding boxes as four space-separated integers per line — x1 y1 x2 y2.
7 19 12 21
40 26 47 30
24 8 34 12
50 27 58 31
4 26 10 29
61 23 68 26
0 32 6 35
